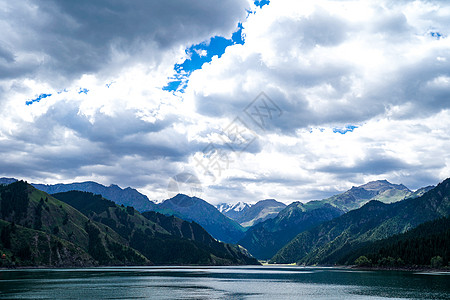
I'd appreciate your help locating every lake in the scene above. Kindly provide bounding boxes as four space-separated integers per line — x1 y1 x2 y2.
0 266 448 299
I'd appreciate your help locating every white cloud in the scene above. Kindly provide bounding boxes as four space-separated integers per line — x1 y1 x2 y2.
182 0 450 203
1 0 450 205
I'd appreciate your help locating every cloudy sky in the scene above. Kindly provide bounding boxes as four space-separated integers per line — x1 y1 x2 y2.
1 0 450 204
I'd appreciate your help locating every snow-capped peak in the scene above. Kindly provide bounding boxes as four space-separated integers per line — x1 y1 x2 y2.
217 202 252 213
232 202 249 212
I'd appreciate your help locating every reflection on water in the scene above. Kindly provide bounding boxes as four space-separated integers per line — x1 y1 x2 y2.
0 266 448 299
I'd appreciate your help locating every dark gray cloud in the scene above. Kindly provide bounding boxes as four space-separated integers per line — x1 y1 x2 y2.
0 43 14 63
0 0 248 86
4 101 206 165
317 156 415 175
227 175 314 187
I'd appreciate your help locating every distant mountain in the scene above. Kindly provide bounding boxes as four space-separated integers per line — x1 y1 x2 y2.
0 177 17 185
154 194 245 244
410 185 435 198
322 179 412 212
271 178 450 265
32 181 156 212
238 203 343 259
218 199 287 227
238 180 434 260
238 200 287 227
217 202 252 214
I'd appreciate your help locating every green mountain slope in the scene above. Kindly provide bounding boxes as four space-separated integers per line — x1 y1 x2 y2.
271 178 450 265
0 181 148 266
238 203 343 259
154 194 245 244
30 184 246 244
0 182 258 266
340 216 450 267
236 180 422 260
28 178 424 247
53 191 258 265
0 220 94 267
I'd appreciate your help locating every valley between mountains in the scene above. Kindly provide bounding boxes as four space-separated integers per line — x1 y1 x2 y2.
0 177 448 268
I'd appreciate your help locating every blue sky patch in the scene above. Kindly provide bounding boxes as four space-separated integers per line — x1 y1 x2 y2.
254 0 270 8
429 31 443 39
162 80 183 92
163 24 245 93
178 37 233 73
232 23 245 45
333 125 358 134
78 88 89 94
25 93 52 105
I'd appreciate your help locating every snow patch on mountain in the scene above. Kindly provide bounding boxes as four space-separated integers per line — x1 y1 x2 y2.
217 202 252 213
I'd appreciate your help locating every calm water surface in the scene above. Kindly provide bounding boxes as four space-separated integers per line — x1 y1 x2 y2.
0 266 448 299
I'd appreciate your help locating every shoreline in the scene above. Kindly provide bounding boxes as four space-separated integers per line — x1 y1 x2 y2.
259 262 450 273
349 265 450 272
1 263 449 273
0 262 260 270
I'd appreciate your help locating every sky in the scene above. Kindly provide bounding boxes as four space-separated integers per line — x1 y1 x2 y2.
1 0 450 205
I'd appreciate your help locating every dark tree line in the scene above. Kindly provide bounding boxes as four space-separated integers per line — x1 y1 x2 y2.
0 181 30 222
347 217 450 267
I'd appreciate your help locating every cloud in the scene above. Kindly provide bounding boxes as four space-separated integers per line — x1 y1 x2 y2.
317 155 415 175
0 0 250 189
1 0 450 205
0 0 249 85
187 0 450 130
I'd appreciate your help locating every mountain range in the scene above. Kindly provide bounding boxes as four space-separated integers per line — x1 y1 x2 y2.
321 179 432 212
271 178 450 265
17 179 284 244
1 176 444 268
237 179 428 259
0 181 258 267
2 178 284 245
32 181 156 212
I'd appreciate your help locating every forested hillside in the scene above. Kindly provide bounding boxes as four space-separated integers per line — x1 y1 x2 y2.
0 182 258 267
